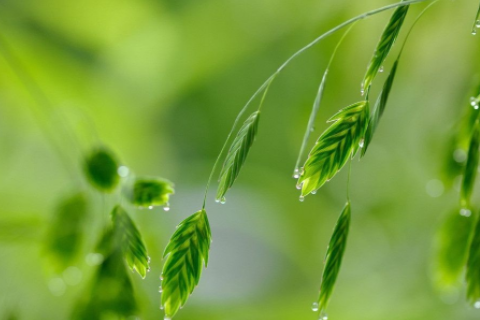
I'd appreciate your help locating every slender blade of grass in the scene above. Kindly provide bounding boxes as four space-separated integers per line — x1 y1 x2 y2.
362 4 409 94
298 101 369 196
361 60 398 156
216 111 260 202
317 202 351 315
435 209 475 289
461 120 480 208
294 24 356 177
161 209 211 318
466 213 480 305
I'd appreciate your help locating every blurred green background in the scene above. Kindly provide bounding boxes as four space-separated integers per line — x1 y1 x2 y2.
1 0 480 319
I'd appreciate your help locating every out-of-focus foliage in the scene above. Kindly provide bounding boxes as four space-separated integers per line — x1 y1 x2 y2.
1 0 480 319
126 178 174 208
84 148 120 192
45 192 88 272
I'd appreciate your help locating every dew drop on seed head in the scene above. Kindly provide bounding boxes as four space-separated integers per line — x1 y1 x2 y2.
319 311 328 320
147 267 151 272
311 190 317 195
460 208 471 217
160 275 164 281
220 197 226 204
296 183 302 190
359 138 365 148
148 256 151 263
312 302 319 312
379 65 384 73
148 206 154 210
164 317 171 320
159 305 164 309
476 20 480 28
158 286 163 293
299 195 305 202
215 198 220 203
473 29 478 35
360 88 365 96
163 205 170 212
293 168 300 179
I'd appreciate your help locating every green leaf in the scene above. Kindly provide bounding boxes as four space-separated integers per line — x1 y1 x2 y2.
461 120 480 207
216 111 260 202
362 4 409 93
361 59 399 157
316 202 351 316
111 205 150 279
72 248 137 319
161 209 211 318
84 148 120 192
435 209 475 289
298 101 369 196
466 213 480 306
45 192 88 272
126 178 175 208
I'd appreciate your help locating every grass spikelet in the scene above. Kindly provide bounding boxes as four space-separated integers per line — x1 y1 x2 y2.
45 192 88 272
126 178 175 209
72 249 137 319
161 209 211 318
316 202 351 316
84 148 120 192
298 101 369 196
466 212 480 306
461 120 480 208
435 209 475 288
111 206 150 279
216 111 260 202
361 60 398 156
362 4 409 93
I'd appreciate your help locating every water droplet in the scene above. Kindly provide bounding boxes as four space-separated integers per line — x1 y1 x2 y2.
117 166 130 177
160 275 164 281
425 179 444 198
379 65 384 73
160 305 164 310
359 138 365 148
148 206 154 210
474 104 479 110
215 198 220 203
296 182 302 190
453 149 467 163
220 197 226 204
474 300 480 309
473 29 478 35
158 286 163 293
360 88 365 96
148 256 151 263
164 317 171 320
299 195 305 202
312 302 319 311
476 20 480 28
311 190 317 195
63 266 83 286
147 267 151 272
48 277 67 296
163 204 170 212
460 208 472 217
85 253 104 266
319 311 328 320
293 168 300 179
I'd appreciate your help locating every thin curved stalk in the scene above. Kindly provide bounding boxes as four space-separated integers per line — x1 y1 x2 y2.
201 0 428 207
293 23 356 177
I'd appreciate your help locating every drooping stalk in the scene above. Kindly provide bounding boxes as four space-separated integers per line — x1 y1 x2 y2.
293 23 357 178
201 0 428 207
